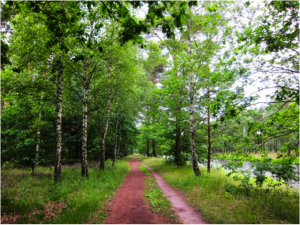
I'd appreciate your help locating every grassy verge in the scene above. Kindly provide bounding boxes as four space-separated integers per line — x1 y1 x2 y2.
139 163 180 224
1 158 131 224
142 157 299 224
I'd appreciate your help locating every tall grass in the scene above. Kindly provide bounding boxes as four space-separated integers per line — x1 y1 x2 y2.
142 157 299 224
1 158 131 224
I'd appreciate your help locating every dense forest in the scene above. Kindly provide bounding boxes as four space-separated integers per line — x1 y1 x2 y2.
1 0 299 180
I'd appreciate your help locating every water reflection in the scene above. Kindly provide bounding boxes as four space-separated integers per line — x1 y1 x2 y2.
203 159 299 190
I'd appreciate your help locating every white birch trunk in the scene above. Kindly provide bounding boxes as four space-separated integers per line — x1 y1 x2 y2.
188 24 201 176
81 59 90 177
54 62 63 182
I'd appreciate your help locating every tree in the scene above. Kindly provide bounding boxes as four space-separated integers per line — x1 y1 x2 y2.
150 35 189 165
238 1 299 105
3 5 66 176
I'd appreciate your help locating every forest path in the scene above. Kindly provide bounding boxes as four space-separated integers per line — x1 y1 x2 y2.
103 156 172 224
141 163 206 224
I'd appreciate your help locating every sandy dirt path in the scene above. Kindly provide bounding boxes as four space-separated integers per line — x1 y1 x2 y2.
103 156 172 224
142 163 206 224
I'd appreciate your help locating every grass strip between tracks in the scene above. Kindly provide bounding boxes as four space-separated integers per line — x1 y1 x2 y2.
139 163 180 224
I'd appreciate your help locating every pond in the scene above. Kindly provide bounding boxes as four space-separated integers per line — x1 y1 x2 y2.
203 159 299 190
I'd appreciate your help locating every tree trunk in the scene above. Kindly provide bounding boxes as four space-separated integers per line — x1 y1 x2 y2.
175 123 181 166
151 115 157 157
124 137 129 157
33 92 43 175
117 132 121 157
100 64 112 170
81 59 90 177
187 26 201 176
54 62 63 182
112 111 118 167
207 85 211 173
174 53 181 166
33 132 40 175
81 16 95 175
146 138 150 157
152 139 157 157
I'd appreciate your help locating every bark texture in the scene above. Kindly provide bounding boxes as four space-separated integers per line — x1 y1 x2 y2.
207 85 211 173
54 63 63 182
81 17 95 176
81 59 90 177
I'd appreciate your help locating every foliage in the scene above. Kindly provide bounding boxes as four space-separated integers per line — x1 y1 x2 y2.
164 152 190 167
1 1 298 214
236 1 299 105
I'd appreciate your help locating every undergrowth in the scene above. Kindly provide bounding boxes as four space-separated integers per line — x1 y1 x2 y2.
1 158 131 224
142 157 299 224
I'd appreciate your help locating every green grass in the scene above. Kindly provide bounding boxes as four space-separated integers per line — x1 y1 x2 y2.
142 157 299 224
139 164 151 175
143 177 180 223
1 158 131 224
137 157 180 223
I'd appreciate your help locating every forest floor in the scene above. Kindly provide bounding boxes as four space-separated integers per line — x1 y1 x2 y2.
103 155 205 224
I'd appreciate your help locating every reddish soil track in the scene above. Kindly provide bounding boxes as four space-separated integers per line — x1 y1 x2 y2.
142 163 206 224
103 156 172 224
